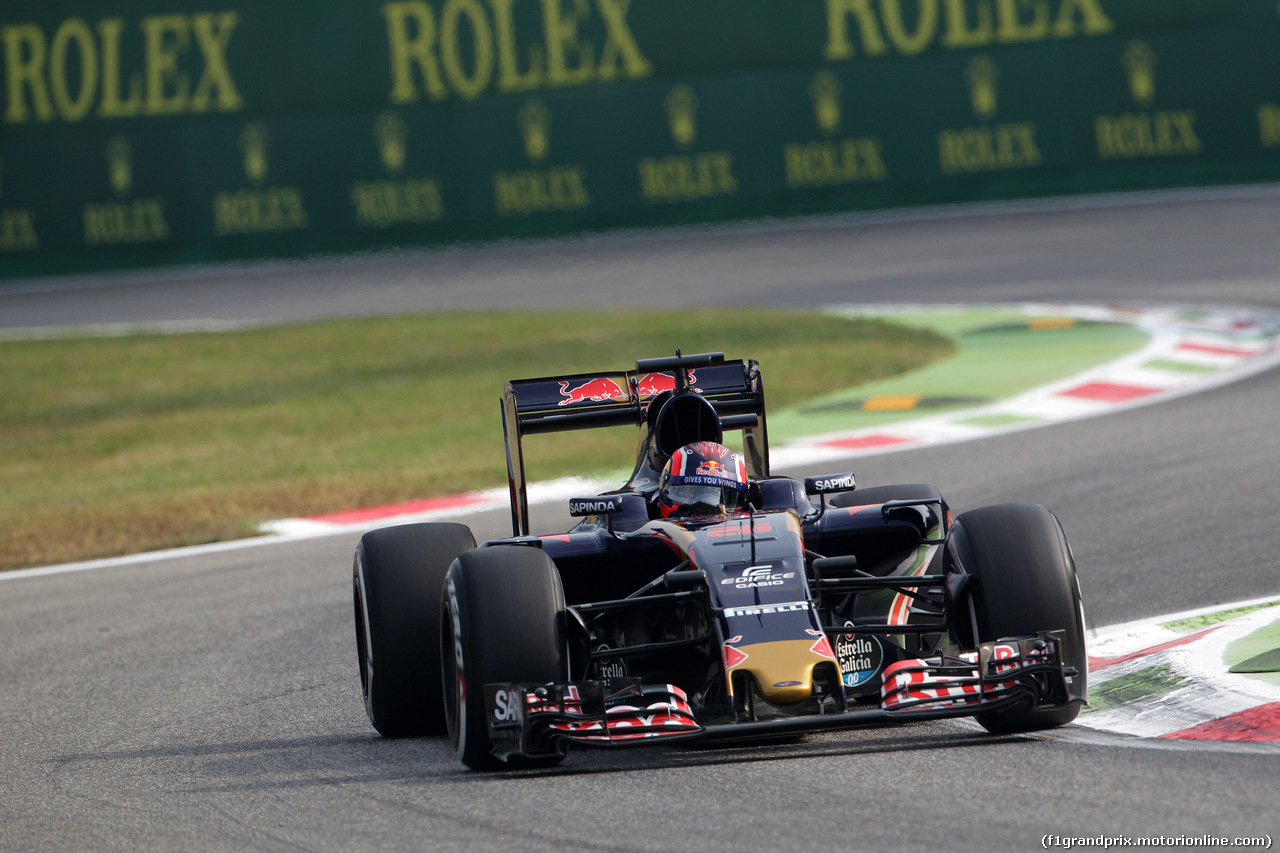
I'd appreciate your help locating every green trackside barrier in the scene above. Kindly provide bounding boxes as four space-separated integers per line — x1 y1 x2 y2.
1 0 1279 279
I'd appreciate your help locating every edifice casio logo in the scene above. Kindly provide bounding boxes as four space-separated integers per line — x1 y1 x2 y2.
664 84 698 150
106 136 132 197
966 55 998 121
518 99 550 163
240 122 269 184
809 71 843 136
1123 40 1156 108
375 111 408 175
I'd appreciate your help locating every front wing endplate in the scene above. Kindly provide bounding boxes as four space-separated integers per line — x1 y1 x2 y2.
485 678 702 761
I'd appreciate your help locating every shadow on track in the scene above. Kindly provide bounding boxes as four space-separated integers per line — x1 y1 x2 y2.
51 722 1039 792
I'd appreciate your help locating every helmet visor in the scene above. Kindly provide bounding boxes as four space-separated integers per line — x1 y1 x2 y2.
666 483 745 515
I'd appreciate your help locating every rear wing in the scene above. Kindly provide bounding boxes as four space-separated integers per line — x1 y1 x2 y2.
501 351 769 536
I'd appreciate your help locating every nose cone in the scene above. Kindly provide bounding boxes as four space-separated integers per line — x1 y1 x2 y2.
728 639 834 704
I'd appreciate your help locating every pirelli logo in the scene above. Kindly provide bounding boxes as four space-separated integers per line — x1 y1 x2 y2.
723 601 809 618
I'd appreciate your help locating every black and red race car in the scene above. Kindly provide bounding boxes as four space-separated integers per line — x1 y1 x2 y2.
352 351 1087 770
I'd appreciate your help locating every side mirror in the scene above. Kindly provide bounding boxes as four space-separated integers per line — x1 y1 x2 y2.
568 495 625 517
803 473 856 497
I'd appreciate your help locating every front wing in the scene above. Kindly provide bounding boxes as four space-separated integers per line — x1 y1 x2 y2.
485 633 1079 762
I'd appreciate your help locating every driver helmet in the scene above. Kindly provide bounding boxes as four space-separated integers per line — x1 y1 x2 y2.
656 441 749 518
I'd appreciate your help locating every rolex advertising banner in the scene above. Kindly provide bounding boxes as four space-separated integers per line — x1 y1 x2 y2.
2 1 1279 278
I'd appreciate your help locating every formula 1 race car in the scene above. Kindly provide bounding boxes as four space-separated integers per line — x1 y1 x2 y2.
352 351 1087 770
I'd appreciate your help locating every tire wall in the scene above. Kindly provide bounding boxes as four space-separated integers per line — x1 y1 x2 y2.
2 0 1279 278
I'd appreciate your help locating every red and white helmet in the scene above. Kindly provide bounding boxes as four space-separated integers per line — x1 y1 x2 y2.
656 442 749 518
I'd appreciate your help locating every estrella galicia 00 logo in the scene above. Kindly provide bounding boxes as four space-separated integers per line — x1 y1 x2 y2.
835 629 883 688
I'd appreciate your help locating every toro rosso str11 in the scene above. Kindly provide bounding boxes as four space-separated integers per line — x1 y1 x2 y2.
352 351 1087 770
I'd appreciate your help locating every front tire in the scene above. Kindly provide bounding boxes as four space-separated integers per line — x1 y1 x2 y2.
353 522 476 737
949 503 1087 733
442 545 568 770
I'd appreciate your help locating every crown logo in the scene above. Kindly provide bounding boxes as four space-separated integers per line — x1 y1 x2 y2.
105 136 133 197
809 71 843 137
240 122 270 184
665 84 699 150
518 100 551 163
375 112 408 175
1123 40 1156 108
966 55 999 121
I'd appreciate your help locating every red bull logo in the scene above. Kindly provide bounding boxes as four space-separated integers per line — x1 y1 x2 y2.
635 370 699 397
558 377 627 406
696 460 725 477
807 629 837 660
722 637 749 670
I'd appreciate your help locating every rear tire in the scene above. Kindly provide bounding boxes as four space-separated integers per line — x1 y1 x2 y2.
949 503 1087 734
353 522 476 737
442 546 569 770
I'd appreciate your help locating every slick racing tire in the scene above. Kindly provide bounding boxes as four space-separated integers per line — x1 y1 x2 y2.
353 522 476 737
949 503 1087 734
442 545 569 771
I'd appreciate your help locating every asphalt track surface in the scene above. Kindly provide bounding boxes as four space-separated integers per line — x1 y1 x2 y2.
3 185 1279 851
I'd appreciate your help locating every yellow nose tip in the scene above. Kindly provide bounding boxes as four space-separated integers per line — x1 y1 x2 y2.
730 639 827 704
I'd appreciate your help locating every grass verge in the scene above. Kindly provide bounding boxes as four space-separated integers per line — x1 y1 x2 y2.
769 311 1149 439
0 309 952 570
